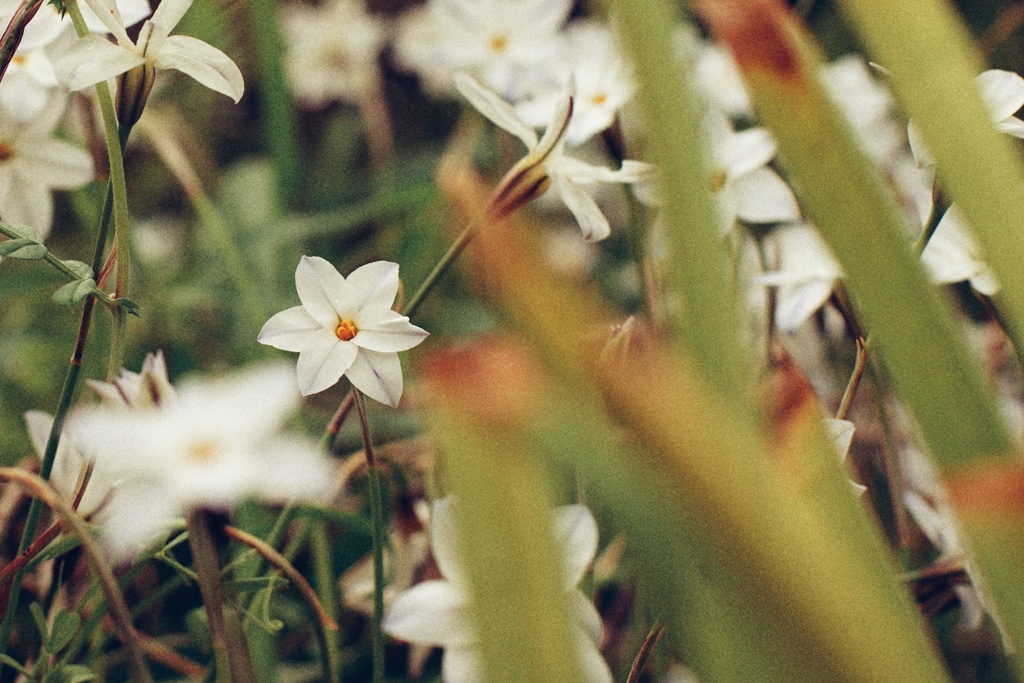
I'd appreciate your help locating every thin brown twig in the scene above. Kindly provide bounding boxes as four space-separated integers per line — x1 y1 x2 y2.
626 620 665 683
222 525 338 631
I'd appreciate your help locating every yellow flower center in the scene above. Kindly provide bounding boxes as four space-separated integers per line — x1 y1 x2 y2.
188 441 218 462
710 169 728 193
335 319 358 341
589 92 608 106
488 33 509 53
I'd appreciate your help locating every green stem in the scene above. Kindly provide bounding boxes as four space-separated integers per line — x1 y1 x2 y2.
309 524 342 683
353 391 385 683
66 0 134 379
401 222 477 319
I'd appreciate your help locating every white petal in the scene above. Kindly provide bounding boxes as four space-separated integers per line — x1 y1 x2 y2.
430 496 468 590
823 418 855 460
81 0 134 47
55 36 143 91
995 116 1024 139
345 349 404 407
921 208 985 287
382 580 475 647
20 141 93 189
775 280 834 332
155 35 244 102
569 589 603 645
553 504 598 588
552 177 610 241
455 72 537 150
534 83 573 159
345 260 400 314
24 410 54 457
575 630 614 683
295 256 346 327
295 332 357 396
352 313 428 353
719 126 776 178
149 0 192 36
733 167 800 224
978 69 1024 123
258 306 322 352
442 646 484 683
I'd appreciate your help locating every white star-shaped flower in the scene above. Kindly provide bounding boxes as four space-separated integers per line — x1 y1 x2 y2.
281 0 386 108
73 362 334 560
456 72 654 241
514 20 635 146
55 0 243 103
393 0 571 100
383 497 613 683
258 256 428 406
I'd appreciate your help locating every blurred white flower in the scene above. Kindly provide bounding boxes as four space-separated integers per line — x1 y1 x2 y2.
693 41 751 120
281 0 386 107
755 224 843 333
383 497 613 683
258 256 428 405
704 112 800 228
393 0 571 100
0 95 92 237
86 349 176 409
55 0 243 103
73 362 333 559
822 55 904 163
920 205 999 296
515 21 635 146
456 72 654 241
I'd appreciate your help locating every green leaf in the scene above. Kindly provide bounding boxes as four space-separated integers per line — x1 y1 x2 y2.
43 665 96 683
29 602 49 646
0 653 33 677
51 279 96 306
0 239 47 259
60 260 92 279
45 609 80 653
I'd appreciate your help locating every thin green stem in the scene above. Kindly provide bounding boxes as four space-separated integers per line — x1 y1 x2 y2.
401 222 477 319
353 391 386 683
308 524 342 683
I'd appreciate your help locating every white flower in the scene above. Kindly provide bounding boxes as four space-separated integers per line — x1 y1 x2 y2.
257 256 428 405
383 497 613 683
281 0 386 107
86 349 176 408
704 111 800 228
393 0 571 100
920 205 999 296
0 95 92 237
754 224 843 332
456 72 654 241
822 418 867 496
514 21 635 146
55 0 244 103
73 362 334 559
822 54 904 163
